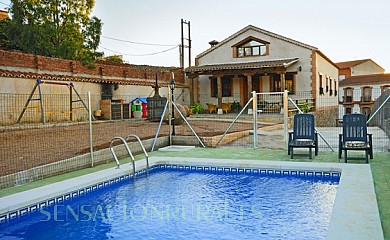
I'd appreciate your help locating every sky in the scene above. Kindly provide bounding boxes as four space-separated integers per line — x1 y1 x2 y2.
1 0 390 72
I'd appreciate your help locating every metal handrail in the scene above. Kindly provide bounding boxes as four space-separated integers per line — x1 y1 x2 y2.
109 137 135 174
125 134 149 175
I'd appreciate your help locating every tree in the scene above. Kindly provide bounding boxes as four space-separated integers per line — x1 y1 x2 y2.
100 55 124 64
1 0 103 64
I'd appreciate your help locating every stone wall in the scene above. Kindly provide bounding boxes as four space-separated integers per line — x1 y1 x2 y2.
313 106 339 127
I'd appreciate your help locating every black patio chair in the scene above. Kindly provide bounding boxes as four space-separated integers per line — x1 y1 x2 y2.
288 114 318 159
338 113 373 163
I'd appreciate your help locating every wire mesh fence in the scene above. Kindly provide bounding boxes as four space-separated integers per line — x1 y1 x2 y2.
0 89 389 189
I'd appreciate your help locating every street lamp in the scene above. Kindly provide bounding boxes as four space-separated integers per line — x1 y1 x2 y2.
170 78 175 136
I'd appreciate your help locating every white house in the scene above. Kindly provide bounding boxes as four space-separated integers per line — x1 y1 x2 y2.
338 73 390 118
336 59 385 80
336 59 388 119
185 25 339 113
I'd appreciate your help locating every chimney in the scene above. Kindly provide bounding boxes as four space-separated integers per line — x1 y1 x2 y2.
208 40 219 48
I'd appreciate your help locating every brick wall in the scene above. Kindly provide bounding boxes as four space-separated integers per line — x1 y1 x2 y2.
0 49 184 83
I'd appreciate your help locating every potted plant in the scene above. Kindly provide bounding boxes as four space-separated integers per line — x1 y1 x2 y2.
190 103 204 114
231 100 241 112
299 102 311 113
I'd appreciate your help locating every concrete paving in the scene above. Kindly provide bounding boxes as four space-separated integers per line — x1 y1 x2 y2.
253 126 389 152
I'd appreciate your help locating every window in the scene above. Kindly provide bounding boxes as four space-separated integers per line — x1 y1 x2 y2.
345 107 352 114
329 78 333 96
272 74 281 92
233 37 269 58
319 74 324 95
326 76 329 93
211 76 232 97
344 88 353 103
285 73 294 94
271 73 295 93
381 85 390 93
361 107 371 118
361 87 372 102
237 40 267 57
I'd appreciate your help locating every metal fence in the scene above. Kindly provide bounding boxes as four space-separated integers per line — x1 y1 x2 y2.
0 89 389 189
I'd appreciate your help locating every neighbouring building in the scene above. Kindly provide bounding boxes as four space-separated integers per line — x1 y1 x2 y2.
185 25 339 118
336 59 388 119
0 49 187 124
338 73 390 118
336 59 385 80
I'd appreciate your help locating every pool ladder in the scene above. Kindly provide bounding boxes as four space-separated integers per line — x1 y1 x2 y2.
109 134 150 179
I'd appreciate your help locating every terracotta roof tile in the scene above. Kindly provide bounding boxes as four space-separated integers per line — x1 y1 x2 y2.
0 69 186 88
335 59 371 69
185 58 299 74
339 73 390 86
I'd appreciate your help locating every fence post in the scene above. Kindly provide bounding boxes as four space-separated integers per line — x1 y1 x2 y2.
168 87 172 146
252 91 257 149
283 90 289 150
88 91 94 167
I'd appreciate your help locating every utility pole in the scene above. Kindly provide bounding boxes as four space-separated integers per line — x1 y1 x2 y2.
181 19 191 69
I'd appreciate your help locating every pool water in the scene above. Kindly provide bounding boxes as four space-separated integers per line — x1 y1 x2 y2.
0 166 339 239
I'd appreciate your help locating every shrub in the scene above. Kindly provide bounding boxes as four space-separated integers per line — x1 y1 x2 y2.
190 103 204 114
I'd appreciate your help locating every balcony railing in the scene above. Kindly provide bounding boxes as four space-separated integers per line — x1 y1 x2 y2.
361 96 372 103
344 96 353 103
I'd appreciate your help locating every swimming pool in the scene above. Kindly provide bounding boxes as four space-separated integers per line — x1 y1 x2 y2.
0 157 384 239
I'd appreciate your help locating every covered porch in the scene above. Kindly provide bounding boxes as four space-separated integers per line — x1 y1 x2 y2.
185 58 300 111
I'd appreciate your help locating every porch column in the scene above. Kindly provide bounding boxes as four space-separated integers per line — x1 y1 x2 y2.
216 74 223 108
244 73 254 109
189 77 194 105
279 71 286 91
194 76 199 103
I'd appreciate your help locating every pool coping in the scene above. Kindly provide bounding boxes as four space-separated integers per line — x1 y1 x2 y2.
0 157 384 240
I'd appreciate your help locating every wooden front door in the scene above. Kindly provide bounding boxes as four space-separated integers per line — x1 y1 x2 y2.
240 77 248 105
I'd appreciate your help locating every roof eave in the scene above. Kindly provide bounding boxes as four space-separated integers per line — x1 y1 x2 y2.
196 25 318 59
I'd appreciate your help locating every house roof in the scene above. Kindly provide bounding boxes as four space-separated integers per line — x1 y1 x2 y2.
339 73 390 87
0 69 187 88
0 10 8 20
185 58 299 75
335 59 385 71
130 97 147 104
196 25 318 59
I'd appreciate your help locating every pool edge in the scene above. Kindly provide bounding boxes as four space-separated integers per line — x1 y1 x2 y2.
0 157 383 239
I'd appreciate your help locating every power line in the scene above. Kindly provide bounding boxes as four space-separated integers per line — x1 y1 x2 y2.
0 2 10 8
101 45 179 57
102 36 178 47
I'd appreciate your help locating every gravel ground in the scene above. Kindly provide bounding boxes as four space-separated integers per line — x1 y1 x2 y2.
0 119 256 176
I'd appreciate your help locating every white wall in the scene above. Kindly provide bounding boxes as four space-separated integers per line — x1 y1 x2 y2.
315 52 339 108
197 28 315 105
338 83 387 117
351 61 385 76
